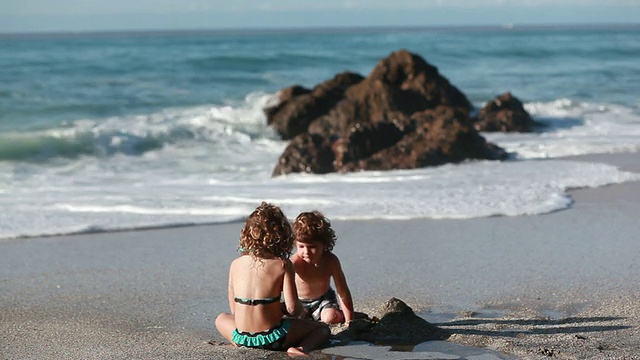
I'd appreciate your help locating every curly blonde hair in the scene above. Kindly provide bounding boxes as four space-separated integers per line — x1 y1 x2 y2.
293 210 336 252
238 202 293 260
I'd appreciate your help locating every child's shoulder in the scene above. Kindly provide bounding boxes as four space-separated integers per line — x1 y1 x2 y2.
231 254 252 264
232 255 290 267
322 251 342 267
324 251 339 261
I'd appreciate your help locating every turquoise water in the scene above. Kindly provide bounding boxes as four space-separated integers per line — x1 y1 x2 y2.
1 26 639 239
2 26 638 133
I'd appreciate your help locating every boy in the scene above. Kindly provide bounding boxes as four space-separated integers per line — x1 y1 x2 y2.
291 211 354 325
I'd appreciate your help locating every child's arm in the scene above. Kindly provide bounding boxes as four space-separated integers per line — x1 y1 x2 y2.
282 259 303 317
331 256 354 324
227 263 235 315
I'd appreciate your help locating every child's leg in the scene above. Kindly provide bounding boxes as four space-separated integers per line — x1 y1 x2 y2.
319 308 344 325
214 313 236 344
283 319 330 356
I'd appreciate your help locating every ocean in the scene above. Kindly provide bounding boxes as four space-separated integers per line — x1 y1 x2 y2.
1 25 639 240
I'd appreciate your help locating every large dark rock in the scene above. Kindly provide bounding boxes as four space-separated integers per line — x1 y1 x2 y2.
265 72 365 140
473 92 543 132
339 106 508 172
272 133 336 176
306 50 472 140
267 50 511 176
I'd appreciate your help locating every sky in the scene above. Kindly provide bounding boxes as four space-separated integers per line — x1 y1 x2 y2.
1 0 639 33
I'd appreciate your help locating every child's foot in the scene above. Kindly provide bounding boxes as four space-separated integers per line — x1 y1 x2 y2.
286 347 309 357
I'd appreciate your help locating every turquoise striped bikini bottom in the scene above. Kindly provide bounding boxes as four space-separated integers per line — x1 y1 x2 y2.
231 319 291 350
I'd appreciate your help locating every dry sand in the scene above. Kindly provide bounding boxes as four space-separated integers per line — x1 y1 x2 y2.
1 152 639 359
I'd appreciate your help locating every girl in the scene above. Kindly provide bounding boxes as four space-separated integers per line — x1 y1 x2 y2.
215 202 330 357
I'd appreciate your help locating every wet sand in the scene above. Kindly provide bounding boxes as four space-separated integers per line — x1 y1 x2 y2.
1 152 639 359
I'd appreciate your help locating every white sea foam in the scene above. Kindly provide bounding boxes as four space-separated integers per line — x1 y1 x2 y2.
1 156 639 240
483 100 640 158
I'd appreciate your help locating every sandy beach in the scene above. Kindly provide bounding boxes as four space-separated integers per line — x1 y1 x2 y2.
1 152 639 359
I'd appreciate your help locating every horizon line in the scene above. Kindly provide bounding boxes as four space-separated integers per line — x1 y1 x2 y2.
1 22 639 38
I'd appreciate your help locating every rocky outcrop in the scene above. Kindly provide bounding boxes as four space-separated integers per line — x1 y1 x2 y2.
265 72 365 140
267 49 515 176
273 133 336 175
338 106 507 172
473 92 543 132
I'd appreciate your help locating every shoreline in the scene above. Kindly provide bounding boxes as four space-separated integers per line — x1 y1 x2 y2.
1 152 639 359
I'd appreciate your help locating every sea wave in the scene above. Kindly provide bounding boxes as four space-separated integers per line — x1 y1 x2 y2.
188 52 350 71
2 96 639 165
0 92 279 162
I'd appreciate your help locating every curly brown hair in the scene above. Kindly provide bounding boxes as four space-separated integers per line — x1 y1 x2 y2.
293 211 336 252
238 202 293 260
